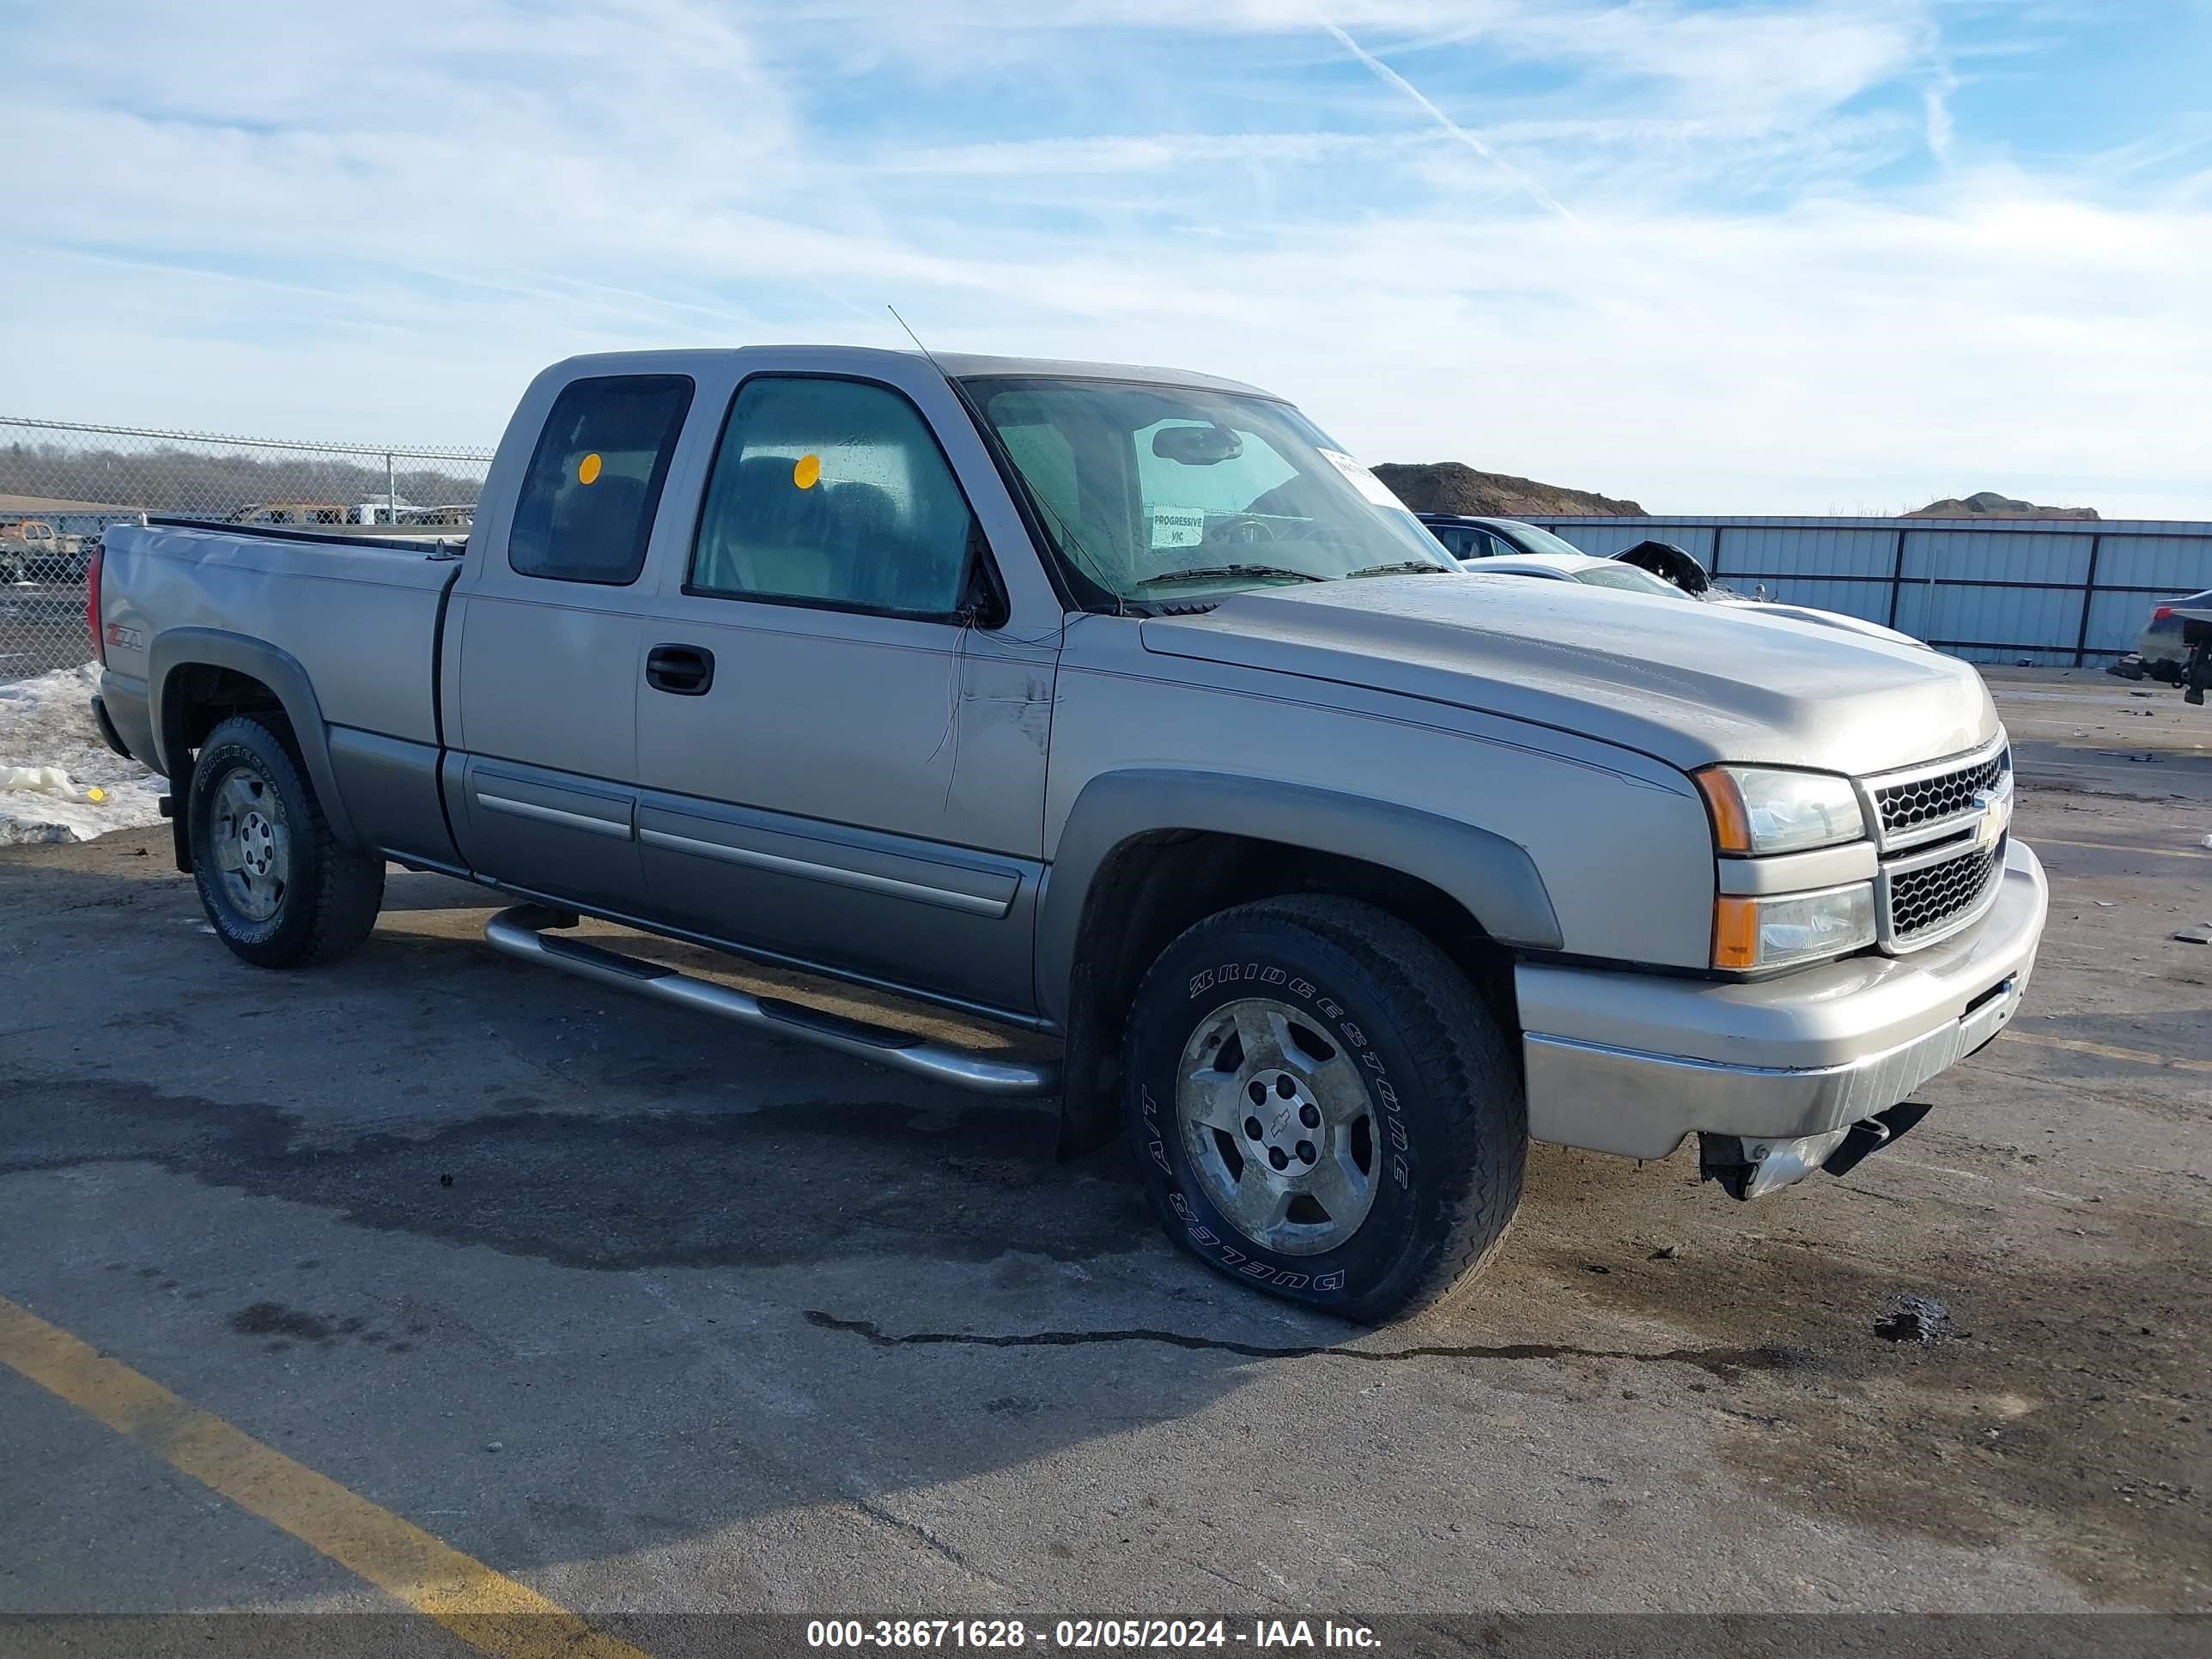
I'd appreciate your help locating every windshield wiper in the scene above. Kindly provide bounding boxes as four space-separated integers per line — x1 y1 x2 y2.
1140 564 1325 587
1346 561 1454 579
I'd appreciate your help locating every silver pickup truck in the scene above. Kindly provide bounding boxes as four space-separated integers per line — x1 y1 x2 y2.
89 346 2046 1322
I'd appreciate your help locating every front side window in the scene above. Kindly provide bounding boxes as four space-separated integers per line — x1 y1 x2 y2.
509 374 694 585
963 375 1455 605
689 376 977 617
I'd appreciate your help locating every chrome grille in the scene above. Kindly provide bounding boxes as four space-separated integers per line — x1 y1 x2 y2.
1872 747 2009 840
1883 838 2003 945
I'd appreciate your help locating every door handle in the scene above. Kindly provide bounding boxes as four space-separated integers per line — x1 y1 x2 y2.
646 644 715 696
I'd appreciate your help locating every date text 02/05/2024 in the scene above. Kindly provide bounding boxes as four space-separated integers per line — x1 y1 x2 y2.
803 1619 1382 1650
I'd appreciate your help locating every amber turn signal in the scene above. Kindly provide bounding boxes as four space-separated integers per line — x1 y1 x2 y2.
1695 769 1753 854
1711 896 1760 969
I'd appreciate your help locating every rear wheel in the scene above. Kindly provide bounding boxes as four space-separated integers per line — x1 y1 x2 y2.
189 715 384 968
1123 895 1525 1324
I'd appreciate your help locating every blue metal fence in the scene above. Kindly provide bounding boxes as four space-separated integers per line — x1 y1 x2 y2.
1529 515 2212 666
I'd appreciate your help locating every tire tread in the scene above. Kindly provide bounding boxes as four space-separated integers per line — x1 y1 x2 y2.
1127 893 1525 1323
191 714 384 969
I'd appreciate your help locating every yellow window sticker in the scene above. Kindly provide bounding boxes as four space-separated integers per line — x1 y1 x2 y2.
577 453 603 486
793 453 822 489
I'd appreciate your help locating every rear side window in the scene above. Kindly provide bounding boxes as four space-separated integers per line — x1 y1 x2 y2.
687 376 977 617
509 374 694 584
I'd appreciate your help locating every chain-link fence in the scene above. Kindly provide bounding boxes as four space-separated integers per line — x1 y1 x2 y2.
1 416 494 680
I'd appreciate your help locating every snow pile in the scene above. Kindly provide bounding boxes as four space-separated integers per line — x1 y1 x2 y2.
0 663 167 846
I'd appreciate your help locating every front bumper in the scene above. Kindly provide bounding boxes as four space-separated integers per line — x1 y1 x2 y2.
1518 839 2046 1164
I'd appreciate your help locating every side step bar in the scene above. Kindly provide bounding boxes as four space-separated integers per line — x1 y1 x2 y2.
482 905 1060 1097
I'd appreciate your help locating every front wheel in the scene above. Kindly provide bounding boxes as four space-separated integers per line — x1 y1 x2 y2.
1123 895 1525 1324
188 715 385 969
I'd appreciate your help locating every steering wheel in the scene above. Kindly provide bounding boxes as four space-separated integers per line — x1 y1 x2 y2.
1204 514 1275 547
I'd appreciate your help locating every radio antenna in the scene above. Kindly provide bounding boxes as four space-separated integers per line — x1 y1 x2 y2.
890 307 1116 618
888 304 948 375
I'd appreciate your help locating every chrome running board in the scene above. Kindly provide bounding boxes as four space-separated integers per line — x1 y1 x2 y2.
482 904 1060 1097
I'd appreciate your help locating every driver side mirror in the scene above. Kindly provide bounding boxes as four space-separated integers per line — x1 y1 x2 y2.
957 524 1009 628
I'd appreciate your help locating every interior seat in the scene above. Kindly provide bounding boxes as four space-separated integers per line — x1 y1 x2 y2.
698 455 832 598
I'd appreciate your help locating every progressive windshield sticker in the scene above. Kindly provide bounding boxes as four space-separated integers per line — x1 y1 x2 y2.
1318 449 1406 510
1150 504 1206 548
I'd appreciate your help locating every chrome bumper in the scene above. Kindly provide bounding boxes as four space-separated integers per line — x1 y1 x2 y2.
1518 840 2046 1166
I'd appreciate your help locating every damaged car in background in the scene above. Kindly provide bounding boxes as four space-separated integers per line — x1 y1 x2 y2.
1421 513 1930 648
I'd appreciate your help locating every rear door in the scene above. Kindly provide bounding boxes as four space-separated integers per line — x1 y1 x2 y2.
445 369 695 913
628 353 1062 1016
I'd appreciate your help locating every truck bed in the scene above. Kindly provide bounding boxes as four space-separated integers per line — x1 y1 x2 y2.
100 518 462 756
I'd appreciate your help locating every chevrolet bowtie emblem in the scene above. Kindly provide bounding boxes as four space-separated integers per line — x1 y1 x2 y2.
1972 789 2009 850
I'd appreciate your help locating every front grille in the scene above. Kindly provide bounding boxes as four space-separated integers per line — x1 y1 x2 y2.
1873 747 2008 839
1886 838 2002 943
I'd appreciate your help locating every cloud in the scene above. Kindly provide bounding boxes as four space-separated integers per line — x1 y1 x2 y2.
1316 20 1578 220
3 0 2206 517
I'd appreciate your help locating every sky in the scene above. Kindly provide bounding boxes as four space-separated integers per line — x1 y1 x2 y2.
4 0 2209 519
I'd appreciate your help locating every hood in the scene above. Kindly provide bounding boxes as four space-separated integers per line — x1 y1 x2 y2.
1139 574 1998 776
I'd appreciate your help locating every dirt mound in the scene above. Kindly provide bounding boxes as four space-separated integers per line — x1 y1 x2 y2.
1906 490 2099 520
1373 461 1644 519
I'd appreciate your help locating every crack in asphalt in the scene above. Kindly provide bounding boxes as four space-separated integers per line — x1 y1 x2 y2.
804 1311 1802 1378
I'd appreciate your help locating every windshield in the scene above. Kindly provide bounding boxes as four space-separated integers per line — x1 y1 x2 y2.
1575 562 1692 599
963 376 1455 602
1498 521 1590 558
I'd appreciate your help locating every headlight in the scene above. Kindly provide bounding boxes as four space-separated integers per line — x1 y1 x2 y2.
1695 766 1866 855
1713 883 1876 971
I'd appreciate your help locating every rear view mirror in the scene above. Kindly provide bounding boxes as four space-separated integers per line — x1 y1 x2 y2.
1152 423 1243 466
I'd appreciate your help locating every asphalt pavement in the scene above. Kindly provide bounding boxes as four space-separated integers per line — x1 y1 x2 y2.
0 675 2204 1648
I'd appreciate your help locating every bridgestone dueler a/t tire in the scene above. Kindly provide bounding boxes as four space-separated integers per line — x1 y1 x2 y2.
189 715 385 969
1124 895 1526 1324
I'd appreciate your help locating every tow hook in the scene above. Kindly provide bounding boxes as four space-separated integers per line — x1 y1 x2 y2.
1820 1101 1934 1178
1700 1128 1850 1199
1699 1100 1936 1199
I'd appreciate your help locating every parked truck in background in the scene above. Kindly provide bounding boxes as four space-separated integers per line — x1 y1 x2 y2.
2 519 84 584
88 346 2048 1322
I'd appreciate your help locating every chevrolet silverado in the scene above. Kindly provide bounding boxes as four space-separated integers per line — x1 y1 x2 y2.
90 347 2046 1322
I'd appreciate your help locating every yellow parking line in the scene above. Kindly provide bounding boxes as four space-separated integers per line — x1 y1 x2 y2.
0 1294 647 1659
2004 1030 2212 1074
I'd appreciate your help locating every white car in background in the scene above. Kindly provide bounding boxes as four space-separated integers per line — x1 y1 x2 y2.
1436 538 1930 651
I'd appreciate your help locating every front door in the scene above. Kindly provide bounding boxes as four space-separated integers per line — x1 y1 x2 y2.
630 365 1058 1015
